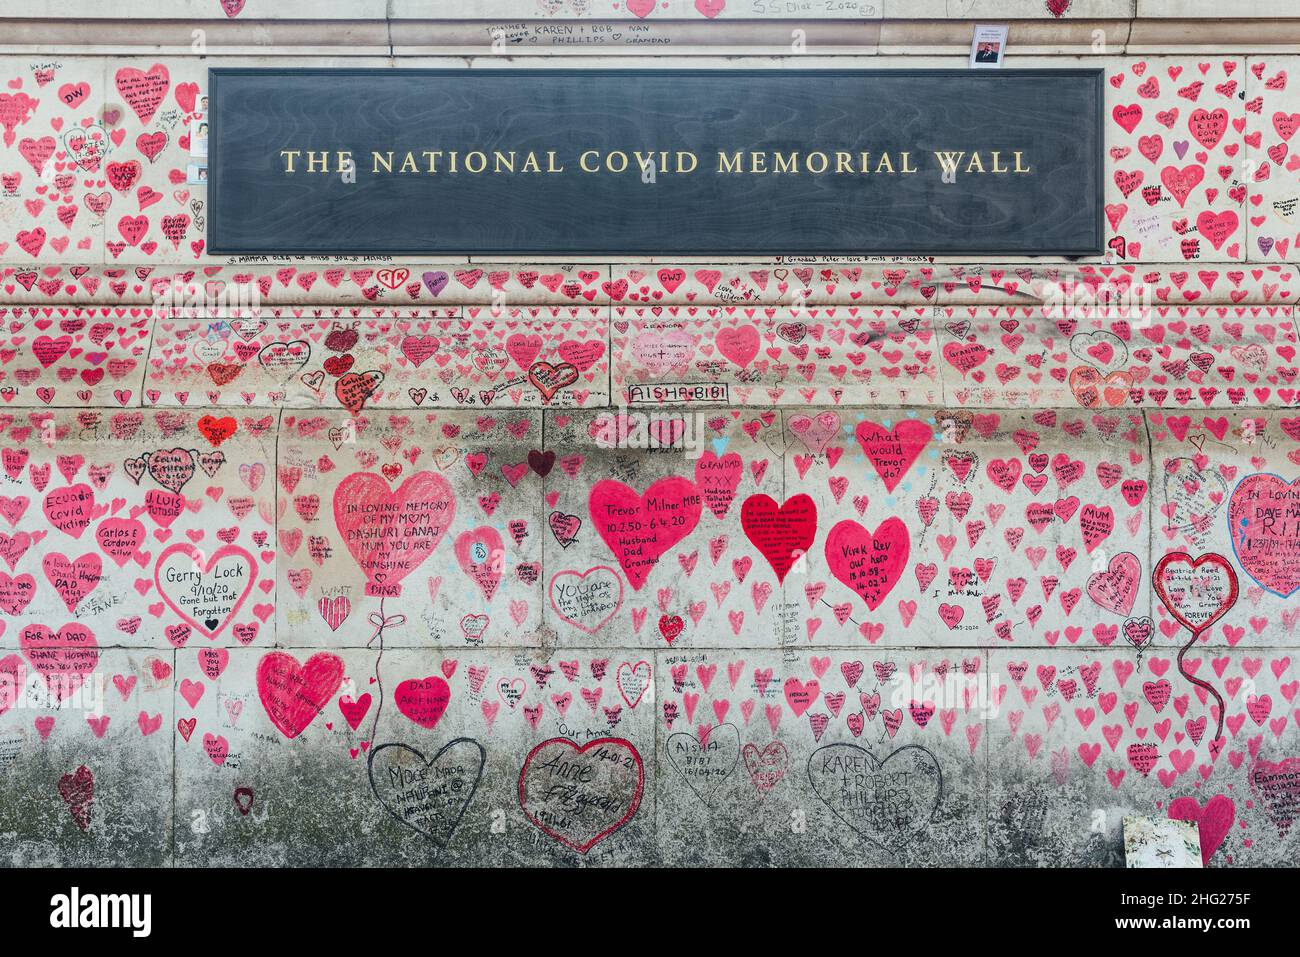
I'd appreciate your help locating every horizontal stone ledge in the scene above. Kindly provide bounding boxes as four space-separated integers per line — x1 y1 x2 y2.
4 19 1300 54
878 18 1300 54
1137 0 1299 19
1127 18 1300 52
0 20 395 56
876 21 1132 57
3 0 1295 22
3 264 1296 307
390 19 882 56
0 302 1294 411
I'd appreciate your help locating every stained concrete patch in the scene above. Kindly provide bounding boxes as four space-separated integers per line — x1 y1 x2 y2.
655 649 986 866
986 647 1300 866
0 649 173 866
173 647 656 866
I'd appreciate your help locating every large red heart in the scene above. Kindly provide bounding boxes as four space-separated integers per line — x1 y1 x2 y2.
854 419 932 492
333 471 456 597
588 477 702 591
549 565 623 634
42 552 103 615
740 493 817 583
1085 550 1142 617
335 370 384 414
518 737 644 854
58 765 94 831
20 623 98 702
257 651 344 739
824 517 910 611
394 675 451 730
1167 794 1235 866
1152 552 1238 634
527 360 578 402
154 543 257 639
715 324 760 368
743 741 789 795
1227 473 1300 597
114 63 170 125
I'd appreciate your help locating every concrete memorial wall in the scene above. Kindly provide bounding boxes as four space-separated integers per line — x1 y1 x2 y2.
0 0 1298 867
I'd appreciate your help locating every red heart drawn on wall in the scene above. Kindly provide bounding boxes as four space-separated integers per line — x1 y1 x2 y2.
333 470 456 597
518 736 644 854
154 543 258 639
855 419 932 492
1152 551 1238 634
20 623 98 702
825 518 910 612
394 675 452 730
589 477 702 591
740 493 817 584
58 765 94 831
1167 794 1235 866
1227 473 1300 597
257 651 344 739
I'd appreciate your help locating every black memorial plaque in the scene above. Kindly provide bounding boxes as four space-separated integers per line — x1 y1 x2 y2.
208 68 1104 256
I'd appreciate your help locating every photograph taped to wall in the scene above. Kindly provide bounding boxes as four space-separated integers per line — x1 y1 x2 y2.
970 25 1009 69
